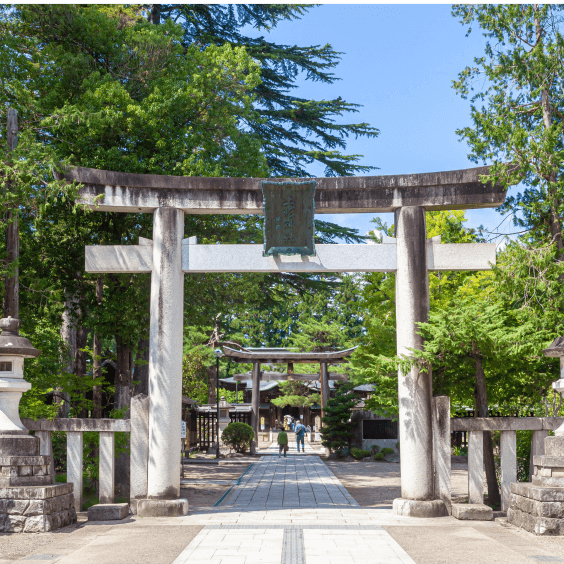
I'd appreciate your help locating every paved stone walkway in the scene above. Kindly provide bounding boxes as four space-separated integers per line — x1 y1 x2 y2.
226 455 357 509
171 455 416 564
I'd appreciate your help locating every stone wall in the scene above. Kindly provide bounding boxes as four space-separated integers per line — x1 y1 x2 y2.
0 484 76 532
361 438 398 452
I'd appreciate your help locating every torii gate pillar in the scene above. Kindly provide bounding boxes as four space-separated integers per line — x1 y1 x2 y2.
147 208 185 502
394 207 436 513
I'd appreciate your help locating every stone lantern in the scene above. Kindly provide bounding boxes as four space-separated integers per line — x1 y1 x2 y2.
0 317 40 442
507 337 564 534
543 336 564 437
0 316 77 532
218 396 232 441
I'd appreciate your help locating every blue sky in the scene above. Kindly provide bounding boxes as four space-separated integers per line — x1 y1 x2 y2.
245 4 519 243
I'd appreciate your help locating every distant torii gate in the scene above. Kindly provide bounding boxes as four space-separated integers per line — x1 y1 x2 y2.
223 345 357 452
57 165 506 517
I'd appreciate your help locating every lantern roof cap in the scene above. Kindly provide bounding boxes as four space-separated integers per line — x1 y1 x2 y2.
0 317 40 358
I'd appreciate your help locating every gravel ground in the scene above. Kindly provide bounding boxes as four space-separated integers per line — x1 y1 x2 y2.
324 460 473 507
0 519 83 561
325 457 564 555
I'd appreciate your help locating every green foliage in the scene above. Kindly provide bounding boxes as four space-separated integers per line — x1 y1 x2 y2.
156 4 379 178
271 381 320 409
373 453 385 461
221 422 254 454
350 448 370 460
452 4 564 248
380 447 394 455
182 348 211 405
320 382 358 453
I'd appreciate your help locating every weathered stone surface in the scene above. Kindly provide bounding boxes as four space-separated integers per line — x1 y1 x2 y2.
508 507 564 535
395 206 433 503
0 455 50 466
6 499 28 514
137 498 188 518
392 498 447 518
452 503 493 521
147 208 184 500
130 394 149 507
534 456 564 467
546 437 564 456
21 417 130 432
532 475 564 488
510 492 564 518
0 474 52 487
87 503 129 521
60 163 508 214
451 417 544 432
0 482 73 500
5 515 26 532
0 436 39 456
23 514 52 533
24 499 45 516
18 465 32 476
511 481 564 502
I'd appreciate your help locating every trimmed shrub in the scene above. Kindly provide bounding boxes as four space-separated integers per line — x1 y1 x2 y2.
221 422 254 453
351 447 370 460
381 447 394 455
370 445 380 455
373 453 385 461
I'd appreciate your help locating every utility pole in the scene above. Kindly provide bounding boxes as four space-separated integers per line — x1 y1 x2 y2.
4 108 19 319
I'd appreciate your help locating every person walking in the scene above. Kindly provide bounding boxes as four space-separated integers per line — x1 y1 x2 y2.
295 420 306 453
278 427 289 458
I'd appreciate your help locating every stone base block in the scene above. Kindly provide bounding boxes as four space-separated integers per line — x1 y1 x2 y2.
545 436 564 456
392 498 447 518
88 503 129 521
452 503 493 521
508 481 564 535
136 498 188 518
0 483 76 532
507 507 564 535
0 436 39 457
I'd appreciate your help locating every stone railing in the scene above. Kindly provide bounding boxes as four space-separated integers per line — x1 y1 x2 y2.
445 410 564 511
431 396 564 514
21 394 149 514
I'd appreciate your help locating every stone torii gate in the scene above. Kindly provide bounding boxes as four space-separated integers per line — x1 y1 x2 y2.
57 164 506 517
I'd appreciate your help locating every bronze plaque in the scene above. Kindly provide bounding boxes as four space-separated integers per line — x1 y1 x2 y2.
262 181 316 257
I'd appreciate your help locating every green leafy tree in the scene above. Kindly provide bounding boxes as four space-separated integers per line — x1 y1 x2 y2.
154 4 379 178
452 4 564 253
320 382 358 453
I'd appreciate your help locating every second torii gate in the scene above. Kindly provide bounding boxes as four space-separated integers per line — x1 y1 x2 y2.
57 164 506 517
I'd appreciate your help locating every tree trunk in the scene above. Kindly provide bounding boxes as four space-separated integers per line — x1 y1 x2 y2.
75 323 89 418
473 342 501 506
115 338 132 416
57 295 77 417
133 338 150 397
114 337 132 498
208 364 218 404
92 276 103 418
148 4 160 24
4 108 19 319
534 6 564 256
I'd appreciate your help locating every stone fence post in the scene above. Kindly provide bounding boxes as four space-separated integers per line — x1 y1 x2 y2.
130 394 149 514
